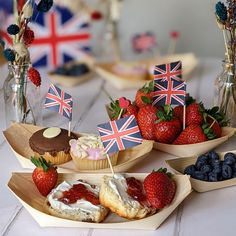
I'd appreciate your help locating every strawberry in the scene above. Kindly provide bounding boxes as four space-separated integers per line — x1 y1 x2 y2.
135 81 154 108
144 168 176 209
31 157 58 197
137 104 158 140
154 106 181 144
206 117 222 138
122 104 139 119
186 103 205 126
173 105 184 124
173 124 207 144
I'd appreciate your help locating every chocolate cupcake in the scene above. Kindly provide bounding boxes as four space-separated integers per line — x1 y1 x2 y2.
29 127 77 165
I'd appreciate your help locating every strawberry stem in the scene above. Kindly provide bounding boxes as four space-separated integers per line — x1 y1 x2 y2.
31 156 52 172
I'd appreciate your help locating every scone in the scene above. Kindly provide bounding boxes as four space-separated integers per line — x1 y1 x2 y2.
69 135 118 170
99 174 156 219
29 127 77 165
45 179 109 223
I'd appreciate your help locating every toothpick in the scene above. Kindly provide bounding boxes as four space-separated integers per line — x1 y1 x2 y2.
68 121 71 136
106 153 114 175
117 108 123 119
167 38 177 55
183 105 186 130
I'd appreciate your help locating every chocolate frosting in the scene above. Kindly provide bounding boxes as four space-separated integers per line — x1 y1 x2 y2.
29 128 77 156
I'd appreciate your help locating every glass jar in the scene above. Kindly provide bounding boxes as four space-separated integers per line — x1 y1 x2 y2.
214 62 236 127
3 64 42 128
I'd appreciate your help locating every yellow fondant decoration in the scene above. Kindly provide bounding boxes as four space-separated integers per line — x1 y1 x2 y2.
43 127 61 139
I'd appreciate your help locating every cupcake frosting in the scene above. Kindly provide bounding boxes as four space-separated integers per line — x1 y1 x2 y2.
69 135 106 160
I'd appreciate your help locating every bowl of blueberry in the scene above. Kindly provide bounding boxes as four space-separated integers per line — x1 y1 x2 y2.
48 62 94 87
166 150 236 192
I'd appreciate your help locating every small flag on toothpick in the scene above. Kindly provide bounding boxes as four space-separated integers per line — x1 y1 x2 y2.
44 84 73 135
152 79 186 107
97 115 143 174
153 61 187 129
154 61 182 82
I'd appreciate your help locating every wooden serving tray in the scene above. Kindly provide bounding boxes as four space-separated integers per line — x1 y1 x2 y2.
95 53 198 90
8 172 191 230
3 123 153 173
166 150 236 192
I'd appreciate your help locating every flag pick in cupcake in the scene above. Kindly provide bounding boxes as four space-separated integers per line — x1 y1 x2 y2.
97 115 143 174
44 84 73 136
153 61 187 129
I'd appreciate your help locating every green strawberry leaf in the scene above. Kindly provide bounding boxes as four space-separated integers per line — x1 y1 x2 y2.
141 96 152 104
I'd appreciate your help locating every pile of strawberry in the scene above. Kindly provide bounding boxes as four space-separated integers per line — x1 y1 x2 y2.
109 82 227 145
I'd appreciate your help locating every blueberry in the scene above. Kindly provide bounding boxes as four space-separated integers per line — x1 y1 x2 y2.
232 163 236 172
208 151 219 162
184 165 196 176
222 164 232 179
224 153 236 166
55 67 67 75
232 172 236 178
192 171 208 181
197 155 209 163
200 164 212 174
211 159 221 168
212 165 222 174
208 172 218 182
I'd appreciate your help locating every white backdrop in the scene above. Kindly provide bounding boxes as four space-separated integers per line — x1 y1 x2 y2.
90 0 224 60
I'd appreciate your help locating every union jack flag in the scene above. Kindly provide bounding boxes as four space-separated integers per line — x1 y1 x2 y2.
97 115 142 154
132 31 156 53
1 5 91 69
153 79 186 106
44 84 73 120
154 61 182 81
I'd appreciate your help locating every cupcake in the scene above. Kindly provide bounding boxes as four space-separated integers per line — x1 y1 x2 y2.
69 135 118 170
29 127 77 165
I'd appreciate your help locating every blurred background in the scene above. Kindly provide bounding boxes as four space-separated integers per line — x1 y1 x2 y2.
0 0 224 67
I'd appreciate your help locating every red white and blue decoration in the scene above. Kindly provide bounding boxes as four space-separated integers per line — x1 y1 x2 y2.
0 5 91 69
44 84 73 120
154 61 182 81
132 31 156 53
153 79 186 106
97 115 142 154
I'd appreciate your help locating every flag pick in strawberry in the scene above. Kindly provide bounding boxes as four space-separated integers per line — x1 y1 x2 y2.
167 30 180 55
97 115 143 175
153 61 187 129
44 84 73 136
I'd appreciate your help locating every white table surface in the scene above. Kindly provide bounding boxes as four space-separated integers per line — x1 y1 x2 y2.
0 58 236 236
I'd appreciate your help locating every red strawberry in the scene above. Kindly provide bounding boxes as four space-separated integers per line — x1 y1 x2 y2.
137 104 157 140
135 81 154 108
144 168 176 209
174 105 184 124
186 103 204 126
31 157 58 196
207 117 222 138
154 106 181 144
173 124 207 145
122 104 139 119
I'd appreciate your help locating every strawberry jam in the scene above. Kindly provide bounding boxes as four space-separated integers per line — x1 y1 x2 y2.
126 177 146 203
59 183 100 205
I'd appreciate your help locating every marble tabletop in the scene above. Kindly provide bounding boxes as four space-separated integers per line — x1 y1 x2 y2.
0 58 236 236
